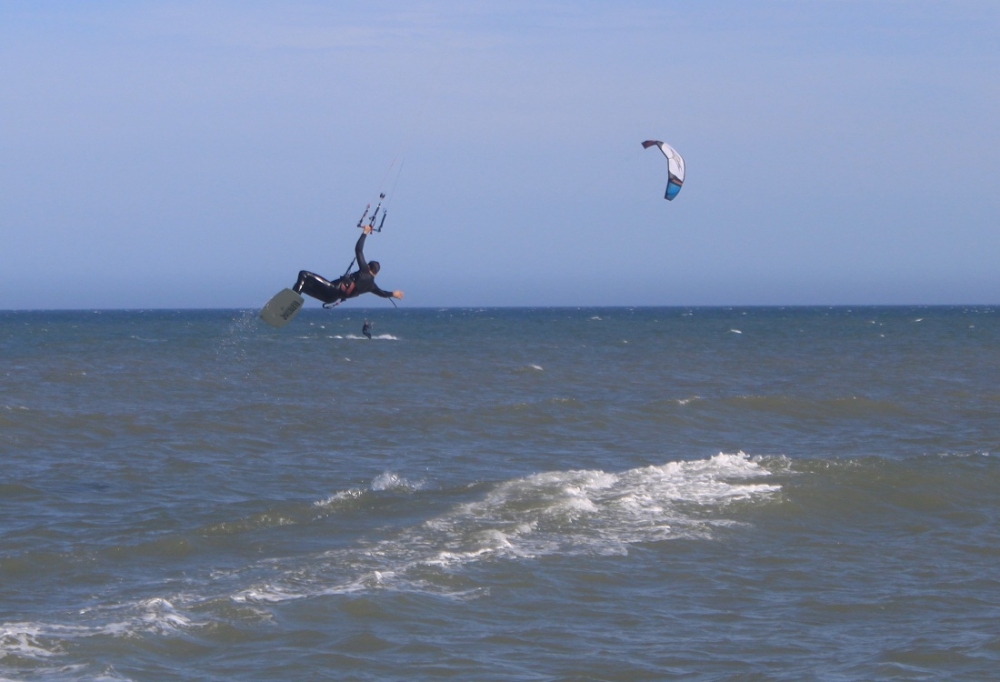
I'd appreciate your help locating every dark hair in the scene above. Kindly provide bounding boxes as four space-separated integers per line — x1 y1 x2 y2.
368 261 380 275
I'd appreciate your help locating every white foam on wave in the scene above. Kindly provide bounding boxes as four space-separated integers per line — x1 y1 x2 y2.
313 488 364 508
417 452 778 562
232 586 305 604
0 597 206 669
235 452 780 602
0 623 59 660
370 471 423 492
313 472 422 509
99 598 203 637
0 455 782 666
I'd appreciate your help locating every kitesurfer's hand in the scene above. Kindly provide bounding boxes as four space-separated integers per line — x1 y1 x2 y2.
363 224 373 235
392 291 404 300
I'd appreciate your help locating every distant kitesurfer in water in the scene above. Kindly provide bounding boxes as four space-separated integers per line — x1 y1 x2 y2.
362 320 373 339
293 225 404 307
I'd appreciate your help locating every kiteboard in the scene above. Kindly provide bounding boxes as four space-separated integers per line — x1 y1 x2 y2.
260 288 304 328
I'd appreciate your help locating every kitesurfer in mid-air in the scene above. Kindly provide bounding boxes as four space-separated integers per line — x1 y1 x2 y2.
292 225 404 306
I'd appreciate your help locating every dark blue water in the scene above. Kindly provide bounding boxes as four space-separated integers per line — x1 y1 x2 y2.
2 307 999 680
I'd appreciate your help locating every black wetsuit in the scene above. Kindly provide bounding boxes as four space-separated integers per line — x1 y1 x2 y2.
362 321 372 339
293 232 394 306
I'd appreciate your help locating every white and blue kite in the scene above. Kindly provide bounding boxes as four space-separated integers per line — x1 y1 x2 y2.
642 140 685 201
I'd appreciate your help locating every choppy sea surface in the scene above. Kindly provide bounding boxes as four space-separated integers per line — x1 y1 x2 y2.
1 306 998 681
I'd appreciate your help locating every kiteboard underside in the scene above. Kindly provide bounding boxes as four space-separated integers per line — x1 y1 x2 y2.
260 288 304 328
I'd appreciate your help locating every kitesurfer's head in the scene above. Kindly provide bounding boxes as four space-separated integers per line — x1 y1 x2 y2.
368 261 380 275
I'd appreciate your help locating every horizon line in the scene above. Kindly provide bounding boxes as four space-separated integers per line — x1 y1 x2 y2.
2 303 997 314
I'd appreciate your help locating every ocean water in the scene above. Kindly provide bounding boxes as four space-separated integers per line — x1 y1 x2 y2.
1 306 998 681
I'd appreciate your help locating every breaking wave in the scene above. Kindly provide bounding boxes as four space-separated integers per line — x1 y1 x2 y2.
237 452 779 601
1 453 780 672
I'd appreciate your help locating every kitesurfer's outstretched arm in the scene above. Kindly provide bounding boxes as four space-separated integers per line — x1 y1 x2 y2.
355 229 370 273
356 224 403 299
369 283 396 299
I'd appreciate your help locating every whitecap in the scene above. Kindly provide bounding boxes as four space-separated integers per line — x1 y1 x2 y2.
371 471 423 492
343 334 398 340
313 488 364 508
249 452 783 598
16 453 785 636
0 622 59 660
233 586 305 604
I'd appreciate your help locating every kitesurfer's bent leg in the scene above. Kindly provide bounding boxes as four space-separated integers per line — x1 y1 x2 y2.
292 271 309 294
293 271 344 305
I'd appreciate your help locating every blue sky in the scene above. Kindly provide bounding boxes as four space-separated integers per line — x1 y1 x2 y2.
1 1 997 308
